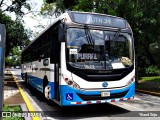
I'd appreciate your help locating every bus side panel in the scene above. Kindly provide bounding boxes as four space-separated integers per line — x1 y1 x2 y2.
21 59 56 100
48 81 55 99
48 64 55 99
28 59 56 100
28 60 44 92
22 59 52 94
27 74 43 92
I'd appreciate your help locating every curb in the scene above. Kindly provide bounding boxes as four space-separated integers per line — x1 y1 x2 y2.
20 104 32 120
11 73 40 120
136 89 160 97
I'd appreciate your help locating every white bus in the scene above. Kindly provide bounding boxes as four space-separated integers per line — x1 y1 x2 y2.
21 11 135 106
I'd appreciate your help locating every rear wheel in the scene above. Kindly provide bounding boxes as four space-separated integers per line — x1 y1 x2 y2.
43 77 51 100
44 84 50 100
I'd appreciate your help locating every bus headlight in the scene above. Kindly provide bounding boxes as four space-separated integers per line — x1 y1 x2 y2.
126 76 135 86
63 75 80 89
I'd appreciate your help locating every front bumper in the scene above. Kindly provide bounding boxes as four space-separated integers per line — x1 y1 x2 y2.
60 82 135 106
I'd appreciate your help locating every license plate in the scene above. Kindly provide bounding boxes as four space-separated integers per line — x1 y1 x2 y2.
101 92 110 97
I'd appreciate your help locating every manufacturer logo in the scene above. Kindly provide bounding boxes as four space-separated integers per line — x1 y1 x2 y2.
66 93 73 101
102 82 108 87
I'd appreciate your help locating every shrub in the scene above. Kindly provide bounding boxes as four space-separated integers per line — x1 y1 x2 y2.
145 66 160 76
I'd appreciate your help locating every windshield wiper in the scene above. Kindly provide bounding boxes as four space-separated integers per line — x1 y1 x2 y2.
112 29 121 42
84 25 94 46
109 29 121 54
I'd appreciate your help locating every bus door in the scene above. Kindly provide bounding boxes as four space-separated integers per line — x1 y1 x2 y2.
55 62 60 101
51 28 60 101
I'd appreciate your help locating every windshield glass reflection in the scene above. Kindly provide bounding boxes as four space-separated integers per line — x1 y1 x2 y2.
67 28 133 70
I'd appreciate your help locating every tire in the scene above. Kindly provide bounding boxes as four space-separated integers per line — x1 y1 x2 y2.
44 84 50 100
43 77 51 100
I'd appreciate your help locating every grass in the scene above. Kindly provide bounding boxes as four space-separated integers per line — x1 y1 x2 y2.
136 76 160 93
3 105 24 120
139 76 160 82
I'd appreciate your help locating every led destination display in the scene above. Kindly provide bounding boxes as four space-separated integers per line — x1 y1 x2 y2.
71 12 127 28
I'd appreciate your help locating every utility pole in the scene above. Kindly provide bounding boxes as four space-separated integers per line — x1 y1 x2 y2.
0 24 6 119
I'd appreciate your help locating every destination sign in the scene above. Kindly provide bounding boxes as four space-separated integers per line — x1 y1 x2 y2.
77 53 97 60
71 12 127 28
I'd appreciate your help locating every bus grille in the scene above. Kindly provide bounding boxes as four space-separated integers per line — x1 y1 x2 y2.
76 90 129 101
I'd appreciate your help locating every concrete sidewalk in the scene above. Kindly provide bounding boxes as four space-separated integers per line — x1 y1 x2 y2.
3 72 32 120
4 73 25 104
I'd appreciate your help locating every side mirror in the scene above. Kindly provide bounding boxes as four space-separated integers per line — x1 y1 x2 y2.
58 23 65 42
43 59 49 66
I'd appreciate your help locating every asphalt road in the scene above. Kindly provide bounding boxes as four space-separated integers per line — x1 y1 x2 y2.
11 69 160 120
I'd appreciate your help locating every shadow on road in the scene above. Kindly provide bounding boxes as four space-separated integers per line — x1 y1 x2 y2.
44 103 130 119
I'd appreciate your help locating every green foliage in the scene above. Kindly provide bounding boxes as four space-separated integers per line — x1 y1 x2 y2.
149 42 160 65
0 0 31 16
0 0 31 57
44 0 78 17
5 57 13 66
5 47 22 66
139 76 160 82
40 2 56 22
3 105 22 112
0 10 30 56
73 0 93 12
145 66 160 76
3 105 24 120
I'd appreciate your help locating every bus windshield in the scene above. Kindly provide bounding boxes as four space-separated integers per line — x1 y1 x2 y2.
66 28 133 70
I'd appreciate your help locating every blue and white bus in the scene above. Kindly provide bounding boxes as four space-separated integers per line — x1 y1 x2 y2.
21 11 135 106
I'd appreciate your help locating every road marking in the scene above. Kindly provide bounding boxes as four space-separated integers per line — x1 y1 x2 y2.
13 75 40 120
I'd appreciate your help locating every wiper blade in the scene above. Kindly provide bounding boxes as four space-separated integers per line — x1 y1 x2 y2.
84 25 94 46
110 29 121 54
112 29 121 42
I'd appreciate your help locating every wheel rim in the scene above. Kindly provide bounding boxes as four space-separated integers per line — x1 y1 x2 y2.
44 85 50 99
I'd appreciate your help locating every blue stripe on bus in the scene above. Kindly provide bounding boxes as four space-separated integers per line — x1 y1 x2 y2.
48 82 55 99
60 82 135 106
27 75 43 92
21 74 55 99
